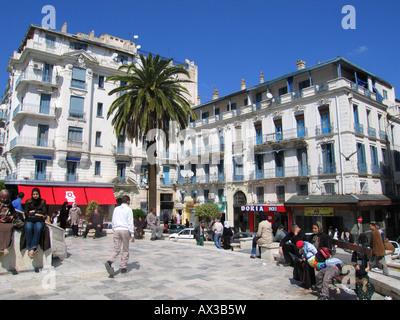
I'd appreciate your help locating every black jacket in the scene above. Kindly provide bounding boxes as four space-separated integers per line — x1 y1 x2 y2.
279 230 307 247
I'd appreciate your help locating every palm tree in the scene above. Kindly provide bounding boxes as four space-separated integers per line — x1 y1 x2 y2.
107 53 196 211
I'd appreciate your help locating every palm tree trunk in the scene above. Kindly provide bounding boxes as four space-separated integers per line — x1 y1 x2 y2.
148 162 157 212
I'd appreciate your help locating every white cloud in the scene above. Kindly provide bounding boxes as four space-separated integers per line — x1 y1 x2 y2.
349 45 368 55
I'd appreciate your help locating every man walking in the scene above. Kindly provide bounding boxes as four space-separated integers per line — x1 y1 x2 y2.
212 218 223 249
369 222 389 275
105 196 134 276
146 207 163 240
194 220 205 246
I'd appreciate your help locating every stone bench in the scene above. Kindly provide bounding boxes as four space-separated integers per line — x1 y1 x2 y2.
0 223 67 274
0 229 52 274
259 242 281 262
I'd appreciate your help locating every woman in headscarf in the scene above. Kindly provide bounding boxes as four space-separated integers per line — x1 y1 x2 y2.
222 221 233 250
24 188 47 258
310 221 332 250
69 203 82 238
58 201 70 230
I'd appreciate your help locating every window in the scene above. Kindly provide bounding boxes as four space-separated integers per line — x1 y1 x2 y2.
353 104 363 134
324 183 335 195
297 148 308 175
39 93 51 114
394 151 400 172
116 54 129 64
321 143 336 174
68 127 83 142
69 96 84 118
275 151 285 177
71 67 86 89
42 63 53 83
255 123 262 145
296 114 305 137
319 108 331 134
97 103 103 117
276 186 285 203
98 76 105 89
117 163 126 183
37 124 49 147
70 41 88 51
94 161 101 176
357 143 367 173
233 157 244 181
370 146 379 174
255 154 264 178
95 132 101 146
298 79 310 90
297 184 308 195
257 187 264 203
274 119 282 141
35 160 47 181
67 161 78 181
45 34 56 47
278 86 288 96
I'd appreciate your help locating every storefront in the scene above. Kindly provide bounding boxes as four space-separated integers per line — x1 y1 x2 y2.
240 204 292 233
285 194 395 239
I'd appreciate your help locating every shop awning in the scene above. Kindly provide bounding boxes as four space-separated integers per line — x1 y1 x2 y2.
85 187 117 205
17 185 56 205
52 187 88 205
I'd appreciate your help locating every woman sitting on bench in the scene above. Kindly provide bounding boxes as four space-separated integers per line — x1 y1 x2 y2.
24 188 47 258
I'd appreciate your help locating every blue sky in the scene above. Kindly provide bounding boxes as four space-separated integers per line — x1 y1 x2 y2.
1 0 400 102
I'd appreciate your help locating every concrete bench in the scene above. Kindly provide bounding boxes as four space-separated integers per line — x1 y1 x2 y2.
259 242 280 261
0 229 52 274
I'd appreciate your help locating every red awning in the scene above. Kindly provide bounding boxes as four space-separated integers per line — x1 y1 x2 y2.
17 185 56 205
85 188 117 205
52 187 88 205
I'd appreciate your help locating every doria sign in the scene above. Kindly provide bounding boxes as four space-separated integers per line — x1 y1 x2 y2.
241 205 284 212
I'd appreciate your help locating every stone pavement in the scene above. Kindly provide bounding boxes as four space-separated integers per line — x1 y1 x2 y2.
0 236 386 301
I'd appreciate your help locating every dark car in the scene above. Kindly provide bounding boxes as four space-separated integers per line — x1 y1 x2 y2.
232 232 256 243
167 224 186 234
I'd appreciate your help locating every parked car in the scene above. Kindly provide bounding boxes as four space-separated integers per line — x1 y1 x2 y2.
389 240 400 255
167 224 186 234
232 232 256 243
168 228 194 240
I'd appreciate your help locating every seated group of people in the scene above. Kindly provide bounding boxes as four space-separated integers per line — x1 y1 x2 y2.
251 216 374 300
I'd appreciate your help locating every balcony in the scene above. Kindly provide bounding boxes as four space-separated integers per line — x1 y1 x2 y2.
10 136 55 151
250 128 308 146
15 68 58 92
354 123 364 135
367 127 376 138
30 172 52 181
357 162 368 174
12 102 57 122
315 124 334 136
318 163 336 175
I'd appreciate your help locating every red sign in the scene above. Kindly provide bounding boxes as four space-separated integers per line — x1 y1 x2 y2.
357 217 363 223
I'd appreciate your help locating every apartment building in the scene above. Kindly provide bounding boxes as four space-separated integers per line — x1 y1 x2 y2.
0 24 198 218
177 57 400 237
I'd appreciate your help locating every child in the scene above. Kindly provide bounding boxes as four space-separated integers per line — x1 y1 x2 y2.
296 240 327 271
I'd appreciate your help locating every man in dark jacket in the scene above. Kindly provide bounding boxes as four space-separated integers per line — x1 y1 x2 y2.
83 209 104 238
279 224 307 266
194 221 205 246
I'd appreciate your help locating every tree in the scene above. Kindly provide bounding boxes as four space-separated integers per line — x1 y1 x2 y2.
86 200 100 217
194 203 221 225
107 53 196 210
133 209 146 220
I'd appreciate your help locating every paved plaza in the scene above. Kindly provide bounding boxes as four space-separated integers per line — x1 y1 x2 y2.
0 235 387 301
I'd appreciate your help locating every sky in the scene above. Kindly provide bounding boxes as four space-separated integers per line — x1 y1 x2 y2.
1 0 400 103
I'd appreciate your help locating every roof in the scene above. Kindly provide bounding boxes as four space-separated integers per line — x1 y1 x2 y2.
285 194 392 206
194 56 393 110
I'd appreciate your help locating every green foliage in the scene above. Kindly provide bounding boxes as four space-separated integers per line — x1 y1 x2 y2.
133 209 146 220
194 203 221 224
0 181 6 191
86 200 100 217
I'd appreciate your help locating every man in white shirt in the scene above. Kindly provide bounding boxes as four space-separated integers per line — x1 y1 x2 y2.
212 218 224 249
105 196 134 276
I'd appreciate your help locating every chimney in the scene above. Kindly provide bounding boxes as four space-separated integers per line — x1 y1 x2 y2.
260 71 264 83
241 79 246 90
197 94 201 105
212 88 219 100
296 60 306 70
61 22 67 33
